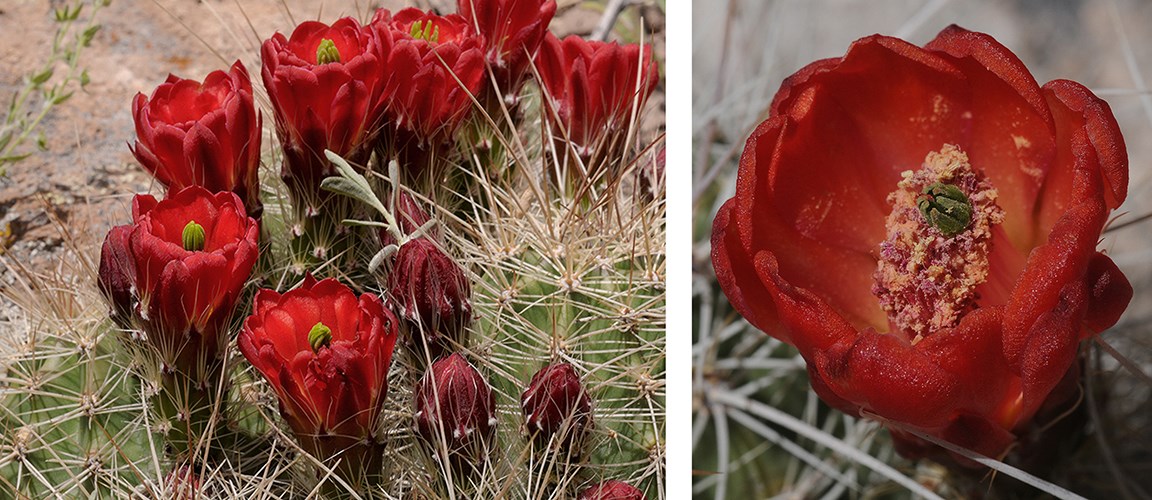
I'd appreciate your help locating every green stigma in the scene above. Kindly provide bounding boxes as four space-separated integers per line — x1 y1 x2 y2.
409 20 440 43
316 38 341 65
181 221 205 251
917 182 972 237
308 322 332 352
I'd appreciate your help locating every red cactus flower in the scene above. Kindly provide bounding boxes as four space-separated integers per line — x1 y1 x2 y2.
238 275 399 480
535 33 659 154
372 8 485 151
578 480 645 500
457 0 556 103
711 25 1132 463
386 237 473 358
520 362 592 443
414 353 497 460
261 17 390 196
131 61 263 217
98 186 259 372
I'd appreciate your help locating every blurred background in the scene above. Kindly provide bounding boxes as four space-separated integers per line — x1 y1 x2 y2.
692 0 1152 498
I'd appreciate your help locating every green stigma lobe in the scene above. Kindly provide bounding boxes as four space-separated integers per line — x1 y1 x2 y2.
917 182 972 237
182 221 205 251
410 20 440 43
309 322 332 352
316 38 341 65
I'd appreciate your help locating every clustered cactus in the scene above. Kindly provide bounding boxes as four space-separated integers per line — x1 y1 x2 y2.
0 1 664 498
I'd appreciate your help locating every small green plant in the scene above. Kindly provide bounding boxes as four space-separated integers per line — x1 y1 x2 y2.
0 0 106 174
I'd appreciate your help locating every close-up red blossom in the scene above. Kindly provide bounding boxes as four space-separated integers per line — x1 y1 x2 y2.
237 274 399 483
373 7 485 163
457 0 557 104
98 185 259 373
710 25 1133 463
535 33 659 156
130 61 263 217
261 16 390 196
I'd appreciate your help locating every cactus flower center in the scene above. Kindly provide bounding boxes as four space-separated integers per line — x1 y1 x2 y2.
316 38 341 65
410 20 440 43
309 322 332 352
918 182 972 236
182 221 205 251
872 144 1004 341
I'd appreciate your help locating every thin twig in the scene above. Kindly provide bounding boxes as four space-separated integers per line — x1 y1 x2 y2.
591 0 629 41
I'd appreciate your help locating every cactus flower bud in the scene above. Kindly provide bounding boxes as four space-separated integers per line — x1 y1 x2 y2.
414 353 496 464
379 191 438 249
578 480 646 500
386 237 472 358
165 464 202 500
520 362 592 443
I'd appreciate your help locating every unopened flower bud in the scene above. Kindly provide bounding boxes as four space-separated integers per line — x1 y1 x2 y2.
414 353 496 462
520 362 592 443
165 464 202 500
387 238 472 358
578 480 646 500
380 191 438 248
